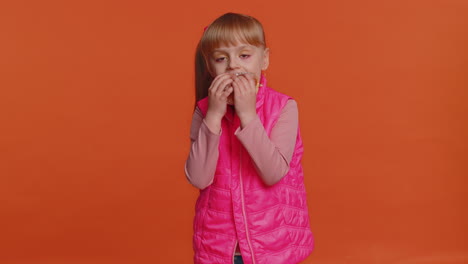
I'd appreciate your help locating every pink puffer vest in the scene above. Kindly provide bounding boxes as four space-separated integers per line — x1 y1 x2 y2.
193 76 314 264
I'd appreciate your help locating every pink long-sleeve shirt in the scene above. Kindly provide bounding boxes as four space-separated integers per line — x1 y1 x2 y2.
185 100 299 189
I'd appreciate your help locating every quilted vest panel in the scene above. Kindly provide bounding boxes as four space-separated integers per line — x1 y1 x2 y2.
193 76 314 264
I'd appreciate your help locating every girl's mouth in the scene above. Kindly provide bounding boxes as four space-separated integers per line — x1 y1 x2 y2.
234 72 248 77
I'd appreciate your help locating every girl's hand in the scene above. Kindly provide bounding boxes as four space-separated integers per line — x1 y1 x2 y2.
232 73 257 128
205 73 233 133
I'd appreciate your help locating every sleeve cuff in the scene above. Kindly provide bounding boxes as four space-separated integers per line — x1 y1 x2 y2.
202 119 222 136
234 115 262 138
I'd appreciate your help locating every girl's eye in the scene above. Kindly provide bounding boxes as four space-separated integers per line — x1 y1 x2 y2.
215 57 227 62
240 54 250 59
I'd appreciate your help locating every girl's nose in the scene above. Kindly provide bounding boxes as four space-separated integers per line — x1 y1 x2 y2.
227 58 240 70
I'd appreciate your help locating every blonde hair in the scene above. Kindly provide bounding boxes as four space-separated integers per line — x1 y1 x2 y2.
194 13 267 107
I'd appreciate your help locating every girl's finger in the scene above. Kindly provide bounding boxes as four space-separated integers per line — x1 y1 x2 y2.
223 86 233 96
215 78 233 96
232 79 245 99
234 75 248 94
209 73 231 93
231 78 240 94
210 74 229 89
238 75 253 92
243 72 256 88
221 86 233 100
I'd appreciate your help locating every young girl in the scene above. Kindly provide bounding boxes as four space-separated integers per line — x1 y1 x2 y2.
185 13 314 264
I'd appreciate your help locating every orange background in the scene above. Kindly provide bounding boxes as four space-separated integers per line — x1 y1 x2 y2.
1 0 467 263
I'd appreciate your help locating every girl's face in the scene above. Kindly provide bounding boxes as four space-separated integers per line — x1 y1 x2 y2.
207 42 269 81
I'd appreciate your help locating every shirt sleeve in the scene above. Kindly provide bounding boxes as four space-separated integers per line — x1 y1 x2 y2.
184 107 220 189
235 100 298 186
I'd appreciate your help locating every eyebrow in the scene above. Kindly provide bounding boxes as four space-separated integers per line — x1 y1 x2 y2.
212 45 253 53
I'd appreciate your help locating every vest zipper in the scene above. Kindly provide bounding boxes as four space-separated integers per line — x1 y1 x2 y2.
232 240 237 264
239 149 256 264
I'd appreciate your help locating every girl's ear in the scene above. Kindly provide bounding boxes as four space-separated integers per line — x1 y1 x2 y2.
262 48 270 71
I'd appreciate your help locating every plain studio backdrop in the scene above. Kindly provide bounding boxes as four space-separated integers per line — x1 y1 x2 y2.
0 0 467 263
